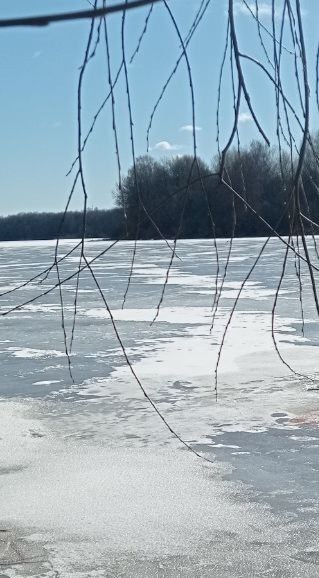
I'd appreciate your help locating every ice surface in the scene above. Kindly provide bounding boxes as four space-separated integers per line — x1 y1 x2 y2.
6 347 65 359
0 238 319 577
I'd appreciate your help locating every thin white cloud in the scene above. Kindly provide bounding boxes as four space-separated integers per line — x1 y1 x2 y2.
235 1 306 19
153 141 182 151
238 112 252 123
249 2 272 17
180 124 202 133
32 50 42 59
235 2 274 18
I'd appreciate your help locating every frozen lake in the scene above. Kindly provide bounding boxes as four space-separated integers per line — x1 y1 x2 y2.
0 237 319 577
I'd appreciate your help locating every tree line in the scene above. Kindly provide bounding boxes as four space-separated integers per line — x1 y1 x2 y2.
1 137 319 241
0 208 124 241
114 137 319 239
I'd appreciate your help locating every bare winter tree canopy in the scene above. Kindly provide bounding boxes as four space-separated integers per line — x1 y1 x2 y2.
2 0 319 462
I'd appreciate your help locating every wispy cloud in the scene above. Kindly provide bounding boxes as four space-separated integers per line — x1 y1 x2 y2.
238 112 252 123
32 50 42 59
235 2 274 18
235 1 306 19
180 124 202 133
153 141 182 152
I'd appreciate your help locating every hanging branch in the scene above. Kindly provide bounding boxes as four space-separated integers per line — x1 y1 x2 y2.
2 0 319 462
0 0 163 28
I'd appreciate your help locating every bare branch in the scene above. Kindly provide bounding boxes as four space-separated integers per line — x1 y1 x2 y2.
0 0 164 28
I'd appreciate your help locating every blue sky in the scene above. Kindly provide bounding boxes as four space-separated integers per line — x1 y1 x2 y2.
0 0 318 214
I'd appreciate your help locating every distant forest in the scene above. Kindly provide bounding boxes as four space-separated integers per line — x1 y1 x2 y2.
2 138 319 241
0 208 124 242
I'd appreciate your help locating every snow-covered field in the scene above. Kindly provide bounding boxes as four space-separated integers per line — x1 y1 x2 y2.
0 238 318 577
